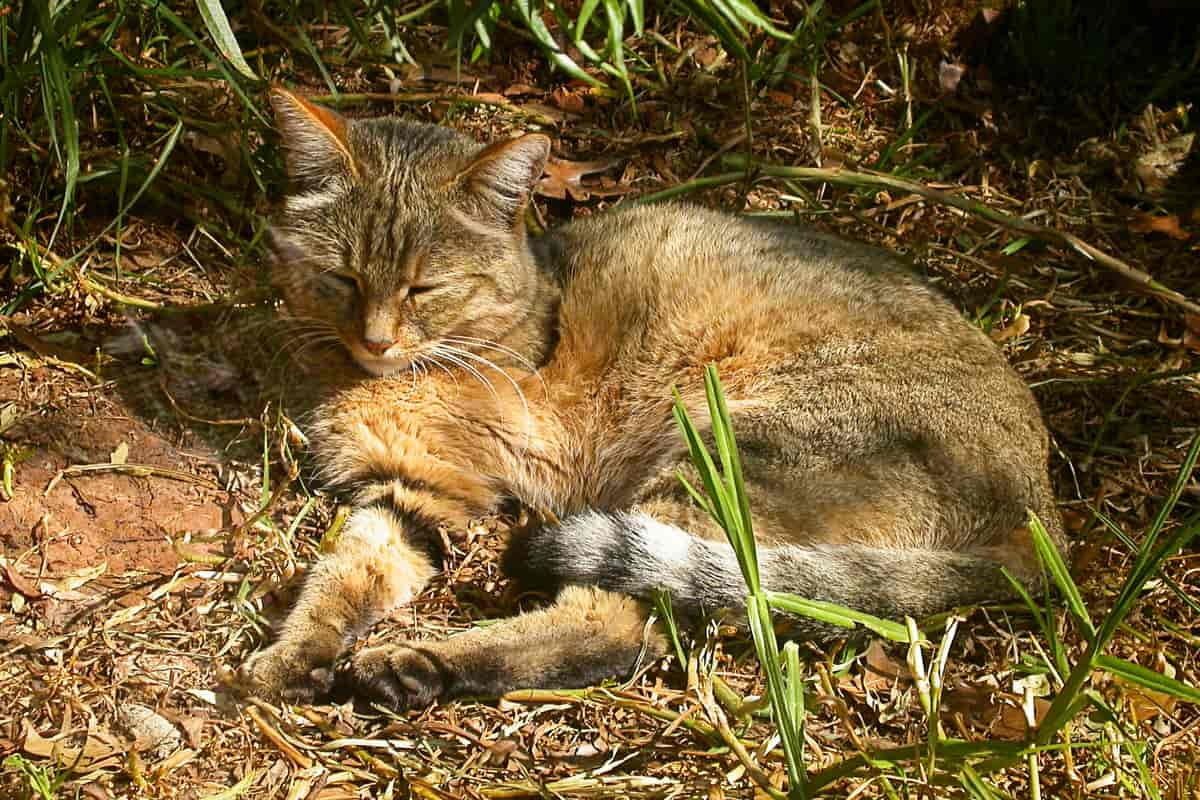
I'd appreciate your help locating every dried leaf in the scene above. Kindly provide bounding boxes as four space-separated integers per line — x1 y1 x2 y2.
1129 212 1190 240
1 558 43 599
110 442 129 465
1134 133 1194 189
990 313 1031 342
52 562 108 592
21 720 125 771
537 158 626 201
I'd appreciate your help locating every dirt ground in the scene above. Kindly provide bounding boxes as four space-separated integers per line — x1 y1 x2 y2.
3 3 1200 799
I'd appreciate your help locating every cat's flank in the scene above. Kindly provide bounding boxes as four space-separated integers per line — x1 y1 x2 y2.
238 89 1064 707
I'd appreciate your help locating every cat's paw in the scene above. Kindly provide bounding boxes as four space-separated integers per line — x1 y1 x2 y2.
237 643 336 704
344 644 445 710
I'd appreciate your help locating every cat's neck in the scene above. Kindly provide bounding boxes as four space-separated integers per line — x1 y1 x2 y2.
494 239 562 370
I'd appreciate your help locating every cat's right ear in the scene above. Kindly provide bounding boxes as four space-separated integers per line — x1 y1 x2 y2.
271 88 359 183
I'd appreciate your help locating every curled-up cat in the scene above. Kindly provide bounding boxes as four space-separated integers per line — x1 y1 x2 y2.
237 88 1065 708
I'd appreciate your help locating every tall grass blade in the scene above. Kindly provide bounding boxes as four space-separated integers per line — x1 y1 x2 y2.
195 0 259 79
1095 655 1200 703
765 591 910 642
1029 515 1094 640
512 0 604 87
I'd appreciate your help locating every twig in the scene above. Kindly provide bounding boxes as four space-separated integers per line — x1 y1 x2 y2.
45 463 222 496
244 706 313 769
308 92 561 126
728 156 1200 317
635 159 1200 317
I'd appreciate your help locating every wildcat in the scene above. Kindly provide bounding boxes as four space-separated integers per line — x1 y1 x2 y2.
238 88 1064 708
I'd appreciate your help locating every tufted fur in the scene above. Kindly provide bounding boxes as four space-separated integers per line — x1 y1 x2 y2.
238 89 1064 708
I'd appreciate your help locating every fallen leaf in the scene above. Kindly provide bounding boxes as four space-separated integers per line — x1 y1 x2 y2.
990 312 1031 342
862 639 904 693
110 442 129 465
537 157 627 201
1134 133 1194 189
21 720 125 771
51 561 108 593
550 87 586 114
1 558 43 599
1129 212 1190 240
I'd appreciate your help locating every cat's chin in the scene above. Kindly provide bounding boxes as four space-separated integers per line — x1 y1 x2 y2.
351 354 412 377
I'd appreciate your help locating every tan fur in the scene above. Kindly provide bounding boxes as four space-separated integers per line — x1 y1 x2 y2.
237 92 1064 706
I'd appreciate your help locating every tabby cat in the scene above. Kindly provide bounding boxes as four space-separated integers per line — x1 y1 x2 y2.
238 88 1064 708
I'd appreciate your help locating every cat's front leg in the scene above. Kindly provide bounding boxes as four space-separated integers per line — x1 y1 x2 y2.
343 585 667 709
238 507 436 701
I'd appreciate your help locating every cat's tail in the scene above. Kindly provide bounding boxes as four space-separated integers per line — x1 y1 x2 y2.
510 510 1035 641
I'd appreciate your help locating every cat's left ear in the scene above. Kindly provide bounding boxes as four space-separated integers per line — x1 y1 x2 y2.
457 133 550 227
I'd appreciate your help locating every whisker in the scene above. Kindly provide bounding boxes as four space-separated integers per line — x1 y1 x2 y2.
438 344 534 449
432 346 500 405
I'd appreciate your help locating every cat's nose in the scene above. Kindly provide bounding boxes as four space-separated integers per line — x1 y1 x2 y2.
362 338 395 356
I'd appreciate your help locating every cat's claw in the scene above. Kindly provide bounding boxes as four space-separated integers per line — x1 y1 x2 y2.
345 644 445 711
237 643 336 704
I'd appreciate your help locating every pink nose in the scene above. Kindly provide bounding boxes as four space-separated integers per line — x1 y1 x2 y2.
363 339 394 356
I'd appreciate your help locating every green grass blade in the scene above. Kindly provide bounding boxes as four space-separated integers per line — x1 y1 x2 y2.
765 591 911 642
511 0 604 87
195 0 258 79
671 394 735 530
625 0 644 36
1097 434 1200 646
959 764 1009 800
70 121 185 270
703 366 757 563
575 0 602 42
1096 655 1200 703
1029 514 1094 640
747 595 807 797
653 588 688 670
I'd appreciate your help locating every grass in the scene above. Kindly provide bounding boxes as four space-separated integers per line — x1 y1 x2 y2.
672 367 1200 798
2 1 1199 798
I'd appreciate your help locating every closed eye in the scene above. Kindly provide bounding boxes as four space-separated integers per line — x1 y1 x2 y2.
322 271 360 293
407 284 436 297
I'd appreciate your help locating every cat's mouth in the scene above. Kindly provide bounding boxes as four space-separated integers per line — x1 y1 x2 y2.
345 342 412 377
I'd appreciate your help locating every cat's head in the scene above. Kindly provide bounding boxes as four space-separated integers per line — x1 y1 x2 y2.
267 89 551 377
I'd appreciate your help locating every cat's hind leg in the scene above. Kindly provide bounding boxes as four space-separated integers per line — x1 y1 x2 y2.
238 506 436 702
345 585 666 710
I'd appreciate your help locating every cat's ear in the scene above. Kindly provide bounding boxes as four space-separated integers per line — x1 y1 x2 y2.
271 88 359 182
457 133 550 226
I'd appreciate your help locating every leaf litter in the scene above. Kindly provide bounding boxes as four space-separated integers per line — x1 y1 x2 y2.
2 4 1200 799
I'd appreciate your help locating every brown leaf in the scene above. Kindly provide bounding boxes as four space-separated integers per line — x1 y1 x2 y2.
502 83 544 97
1129 212 1190 240
550 87 586 114
862 639 904 693
21 720 125 770
537 157 626 201
1 560 43 599
990 312 1031 343
767 90 794 107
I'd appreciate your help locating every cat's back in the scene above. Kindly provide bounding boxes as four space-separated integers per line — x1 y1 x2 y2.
544 202 993 362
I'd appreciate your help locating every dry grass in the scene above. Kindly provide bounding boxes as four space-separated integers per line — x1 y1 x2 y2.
2 3 1199 798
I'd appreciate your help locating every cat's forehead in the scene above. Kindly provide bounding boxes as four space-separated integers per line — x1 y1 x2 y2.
349 118 479 178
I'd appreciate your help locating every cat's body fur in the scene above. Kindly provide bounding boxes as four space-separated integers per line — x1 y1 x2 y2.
238 90 1063 708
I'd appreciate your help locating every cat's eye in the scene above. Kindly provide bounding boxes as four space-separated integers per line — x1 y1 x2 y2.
322 271 361 293
407 284 436 298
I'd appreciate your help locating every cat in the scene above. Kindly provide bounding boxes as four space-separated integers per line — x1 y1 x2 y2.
237 88 1065 709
